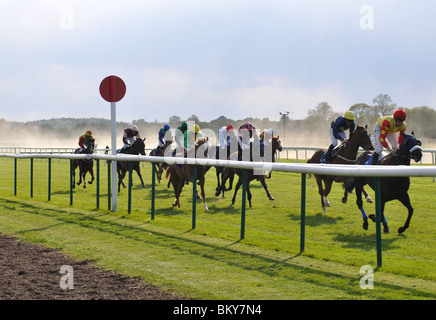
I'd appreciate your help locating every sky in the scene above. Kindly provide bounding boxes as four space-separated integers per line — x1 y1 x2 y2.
1 0 436 124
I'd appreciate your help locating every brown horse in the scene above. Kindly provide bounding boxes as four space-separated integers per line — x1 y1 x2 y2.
149 140 173 183
72 138 95 189
217 136 283 207
117 137 146 192
165 137 209 210
307 125 373 214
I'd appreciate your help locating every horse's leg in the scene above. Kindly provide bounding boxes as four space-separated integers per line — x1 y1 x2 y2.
397 193 413 234
135 167 146 188
227 172 235 191
88 166 95 185
381 200 390 234
231 176 243 205
363 187 373 203
216 168 228 197
199 177 208 210
259 177 274 200
247 182 252 208
118 169 126 192
82 170 87 189
315 175 328 213
355 183 368 230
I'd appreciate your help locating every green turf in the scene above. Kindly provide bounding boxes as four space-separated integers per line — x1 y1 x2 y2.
0 157 435 299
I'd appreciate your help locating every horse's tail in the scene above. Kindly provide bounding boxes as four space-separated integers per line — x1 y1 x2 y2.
342 177 355 194
165 166 171 180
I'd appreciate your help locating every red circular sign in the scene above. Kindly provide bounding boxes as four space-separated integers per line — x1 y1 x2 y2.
99 75 126 102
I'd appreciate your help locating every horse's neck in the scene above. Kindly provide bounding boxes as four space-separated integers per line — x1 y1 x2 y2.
339 140 359 158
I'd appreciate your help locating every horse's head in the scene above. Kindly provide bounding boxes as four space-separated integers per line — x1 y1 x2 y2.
84 138 95 154
399 131 422 162
132 137 146 155
351 125 374 151
272 136 283 152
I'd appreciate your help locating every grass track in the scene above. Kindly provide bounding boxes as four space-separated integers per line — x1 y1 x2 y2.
0 157 435 299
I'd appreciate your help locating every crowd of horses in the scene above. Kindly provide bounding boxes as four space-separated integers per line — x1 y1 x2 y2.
71 126 424 235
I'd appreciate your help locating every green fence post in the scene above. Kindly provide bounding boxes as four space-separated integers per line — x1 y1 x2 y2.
128 161 133 214
48 158 51 201
300 173 306 253
14 158 17 196
192 165 197 229
107 160 111 210
375 177 382 267
96 159 100 210
69 159 73 206
151 162 156 220
30 158 33 198
240 169 247 240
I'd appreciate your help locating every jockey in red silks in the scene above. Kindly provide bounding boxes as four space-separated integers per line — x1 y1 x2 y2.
371 108 407 165
121 125 140 152
77 130 94 154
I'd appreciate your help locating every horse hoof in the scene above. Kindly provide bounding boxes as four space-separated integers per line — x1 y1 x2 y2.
362 219 368 230
383 225 390 233
366 196 373 203
398 226 406 234
342 197 347 203
268 196 274 200
83 185 86 189
368 214 376 222
322 207 326 214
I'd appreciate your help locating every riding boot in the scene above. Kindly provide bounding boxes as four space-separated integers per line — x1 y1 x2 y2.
370 152 379 165
323 145 334 163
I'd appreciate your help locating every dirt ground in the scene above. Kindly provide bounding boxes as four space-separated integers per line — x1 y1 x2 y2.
0 233 184 300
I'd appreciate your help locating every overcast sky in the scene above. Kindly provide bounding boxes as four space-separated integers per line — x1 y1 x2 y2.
1 0 435 123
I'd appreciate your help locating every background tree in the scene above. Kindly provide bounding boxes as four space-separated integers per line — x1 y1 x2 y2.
372 94 397 116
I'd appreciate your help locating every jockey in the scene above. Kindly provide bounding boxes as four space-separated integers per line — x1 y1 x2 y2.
158 124 172 148
76 130 94 154
175 122 188 149
184 124 203 151
121 125 140 152
218 126 228 147
371 108 407 165
260 129 274 143
323 111 356 163
238 122 260 160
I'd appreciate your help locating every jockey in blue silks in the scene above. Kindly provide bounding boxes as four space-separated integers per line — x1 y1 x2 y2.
323 111 356 163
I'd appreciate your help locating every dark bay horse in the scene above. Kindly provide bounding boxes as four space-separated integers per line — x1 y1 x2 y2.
343 132 423 234
72 139 95 189
165 137 209 210
117 137 146 192
149 140 173 183
217 136 283 207
307 125 373 214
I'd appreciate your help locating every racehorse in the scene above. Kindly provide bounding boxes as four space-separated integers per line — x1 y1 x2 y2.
307 125 373 214
343 132 423 234
149 140 173 183
216 136 283 207
165 137 209 210
117 137 146 192
72 139 95 189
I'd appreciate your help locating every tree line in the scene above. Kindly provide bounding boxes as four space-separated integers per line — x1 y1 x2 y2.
1 94 435 147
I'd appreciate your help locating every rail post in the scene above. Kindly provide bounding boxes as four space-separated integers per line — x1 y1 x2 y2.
240 169 247 240
30 158 33 198
96 159 100 209
192 165 197 229
300 173 306 253
48 158 51 201
151 162 156 220
375 177 382 267
69 159 73 205
14 158 17 196
128 161 133 214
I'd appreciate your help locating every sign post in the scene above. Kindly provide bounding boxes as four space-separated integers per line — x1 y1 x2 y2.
99 75 126 212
